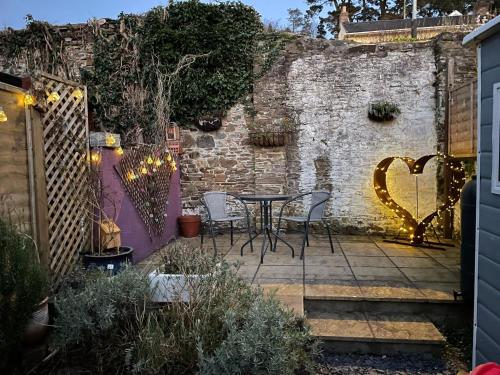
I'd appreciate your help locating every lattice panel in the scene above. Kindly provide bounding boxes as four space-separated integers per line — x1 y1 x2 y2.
37 73 90 280
115 144 176 238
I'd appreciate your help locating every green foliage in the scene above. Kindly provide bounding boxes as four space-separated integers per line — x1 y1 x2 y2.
198 295 318 375
50 242 318 374
368 101 401 122
0 217 48 372
84 1 265 140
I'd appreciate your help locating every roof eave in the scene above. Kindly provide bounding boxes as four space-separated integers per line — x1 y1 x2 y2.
463 15 500 46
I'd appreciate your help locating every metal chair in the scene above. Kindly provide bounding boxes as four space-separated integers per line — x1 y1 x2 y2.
200 192 254 256
274 190 334 259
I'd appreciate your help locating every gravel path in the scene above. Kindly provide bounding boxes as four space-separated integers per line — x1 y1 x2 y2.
316 350 468 375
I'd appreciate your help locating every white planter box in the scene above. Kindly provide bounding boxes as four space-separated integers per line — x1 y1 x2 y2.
148 271 203 303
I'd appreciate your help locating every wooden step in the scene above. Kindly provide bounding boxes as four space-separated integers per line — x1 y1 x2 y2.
308 312 445 355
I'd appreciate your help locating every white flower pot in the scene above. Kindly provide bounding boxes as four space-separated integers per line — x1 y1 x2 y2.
148 271 202 303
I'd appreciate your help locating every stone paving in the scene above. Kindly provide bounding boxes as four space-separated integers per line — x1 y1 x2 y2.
139 232 459 350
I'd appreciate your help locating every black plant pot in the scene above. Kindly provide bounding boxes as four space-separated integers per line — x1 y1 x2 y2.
195 116 222 132
82 246 134 275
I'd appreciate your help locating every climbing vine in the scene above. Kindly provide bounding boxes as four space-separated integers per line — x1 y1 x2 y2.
0 1 292 143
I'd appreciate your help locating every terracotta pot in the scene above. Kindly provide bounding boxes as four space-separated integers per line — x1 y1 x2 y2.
24 297 49 345
178 215 201 237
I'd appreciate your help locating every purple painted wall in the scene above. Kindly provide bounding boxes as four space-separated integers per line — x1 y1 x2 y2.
98 148 181 263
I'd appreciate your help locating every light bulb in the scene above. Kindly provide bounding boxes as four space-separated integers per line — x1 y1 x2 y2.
0 107 7 122
105 134 116 146
115 147 124 156
24 94 36 106
47 91 60 103
72 88 83 100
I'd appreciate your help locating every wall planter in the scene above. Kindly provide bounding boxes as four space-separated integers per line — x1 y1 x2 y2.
178 215 202 237
195 115 222 132
249 131 292 147
368 101 401 122
24 297 50 345
82 246 134 274
148 271 204 303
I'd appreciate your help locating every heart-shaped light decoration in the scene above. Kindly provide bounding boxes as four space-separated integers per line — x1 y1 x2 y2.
374 153 465 245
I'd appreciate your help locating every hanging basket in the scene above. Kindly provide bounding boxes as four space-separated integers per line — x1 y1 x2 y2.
195 115 222 132
249 131 292 147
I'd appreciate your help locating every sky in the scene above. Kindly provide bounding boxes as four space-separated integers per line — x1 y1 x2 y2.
1 0 308 30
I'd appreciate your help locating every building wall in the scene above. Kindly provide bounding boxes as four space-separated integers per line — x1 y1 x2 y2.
475 33 500 364
0 25 477 235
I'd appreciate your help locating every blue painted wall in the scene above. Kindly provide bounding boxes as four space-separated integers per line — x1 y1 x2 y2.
476 32 500 364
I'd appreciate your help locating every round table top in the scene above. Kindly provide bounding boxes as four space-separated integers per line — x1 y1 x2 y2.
237 194 292 202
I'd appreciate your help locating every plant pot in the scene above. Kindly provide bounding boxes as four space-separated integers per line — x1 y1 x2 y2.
148 271 204 303
178 215 201 238
249 131 291 147
195 115 222 132
24 297 49 345
82 246 134 274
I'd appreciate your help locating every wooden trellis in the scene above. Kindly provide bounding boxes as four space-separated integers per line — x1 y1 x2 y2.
37 72 90 279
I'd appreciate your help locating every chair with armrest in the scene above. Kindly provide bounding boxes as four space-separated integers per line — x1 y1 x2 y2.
200 192 254 256
273 190 334 259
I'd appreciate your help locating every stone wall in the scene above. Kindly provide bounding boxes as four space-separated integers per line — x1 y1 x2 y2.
0 23 477 235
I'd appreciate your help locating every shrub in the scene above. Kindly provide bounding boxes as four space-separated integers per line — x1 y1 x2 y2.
368 101 401 122
50 243 318 374
0 217 48 372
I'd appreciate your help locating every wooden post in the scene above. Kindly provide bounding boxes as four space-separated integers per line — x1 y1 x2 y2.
29 107 50 270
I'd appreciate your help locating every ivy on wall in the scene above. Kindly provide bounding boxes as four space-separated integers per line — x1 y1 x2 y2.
83 1 266 141
0 1 292 143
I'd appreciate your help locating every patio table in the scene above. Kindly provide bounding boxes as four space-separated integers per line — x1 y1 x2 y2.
237 194 295 263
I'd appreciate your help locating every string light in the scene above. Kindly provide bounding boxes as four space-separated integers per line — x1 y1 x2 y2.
140 166 148 175
90 151 101 164
105 133 116 147
127 171 137 181
24 94 36 106
47 91 60 103
146 156 154 165
115 147 124 156
72 88 84 100
374 153 465 245
0 107 7 122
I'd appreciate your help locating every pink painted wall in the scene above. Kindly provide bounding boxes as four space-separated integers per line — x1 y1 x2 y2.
98 148 181 263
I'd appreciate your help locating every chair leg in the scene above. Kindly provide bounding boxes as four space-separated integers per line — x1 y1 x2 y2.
304 222 310 247
200 222 205 245
230 221 234 246
300 221 310 260
208 220 217 256
273 216 283 252
324 221 334 254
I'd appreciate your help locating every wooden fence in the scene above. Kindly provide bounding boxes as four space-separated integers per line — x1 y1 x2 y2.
37 72 90 279
0 73 90 281
448 80 477 158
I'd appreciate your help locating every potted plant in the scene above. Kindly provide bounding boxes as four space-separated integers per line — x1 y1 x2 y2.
178 210 202 238
80 145 134 274
0 217 49 370
195 113 223 132
148 242 209 303
368 101 401 122
248 116 295 147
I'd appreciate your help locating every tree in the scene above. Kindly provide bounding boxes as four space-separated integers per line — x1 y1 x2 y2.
306 0 494 38
287 8 317 37
287 8 304 33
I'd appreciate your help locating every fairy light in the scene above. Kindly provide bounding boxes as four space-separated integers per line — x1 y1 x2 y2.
374 153 465 245
115 147 124 156
72 88 84 100
127 171 137 181
0 107 7 123
47 91 60 103
24 94 36 106
90 151 101 164
140 166 148 175
105 133 116 147
146 156 154 165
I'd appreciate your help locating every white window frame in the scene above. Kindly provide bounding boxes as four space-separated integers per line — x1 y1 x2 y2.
492 82 500 194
